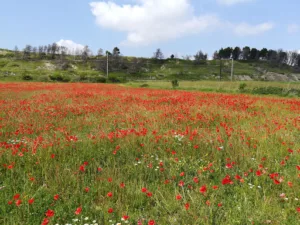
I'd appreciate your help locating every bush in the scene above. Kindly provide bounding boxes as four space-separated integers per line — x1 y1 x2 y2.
252 87 284 95
37 75 50 82
140 84 149 88
88 76 107 83
108 75 121 83
21 71 33 80
239 83 247 92
171 79 179 88
22 74 33 80
62 75 71 83
50 73 63 81
49 73 70 82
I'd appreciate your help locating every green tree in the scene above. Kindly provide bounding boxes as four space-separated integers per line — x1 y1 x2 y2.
232 47 241 60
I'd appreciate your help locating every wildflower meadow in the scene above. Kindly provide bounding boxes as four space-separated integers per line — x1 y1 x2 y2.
0 82 299 225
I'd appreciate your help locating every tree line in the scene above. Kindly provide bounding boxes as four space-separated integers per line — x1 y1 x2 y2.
213 47 300 67
12 44 300 69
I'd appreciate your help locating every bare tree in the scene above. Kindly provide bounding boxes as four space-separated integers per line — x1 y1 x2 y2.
50 43 58 59
23 45 32 60
32 47 37 58
81 45 90 62
194 50 207 64
97 48 104 59
14 46 19 59
153 48 164 60
287 51 299 66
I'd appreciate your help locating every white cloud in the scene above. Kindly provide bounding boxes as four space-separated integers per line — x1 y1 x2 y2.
287 24 299 34
56 39 85 54
217 0 254 5
90 0 274 46
90 0 221 46
233 22 274 36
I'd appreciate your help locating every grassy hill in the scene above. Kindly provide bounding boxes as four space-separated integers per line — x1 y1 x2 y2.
0 49 299 82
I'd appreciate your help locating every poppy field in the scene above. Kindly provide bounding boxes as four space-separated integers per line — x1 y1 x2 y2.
0 82 299 225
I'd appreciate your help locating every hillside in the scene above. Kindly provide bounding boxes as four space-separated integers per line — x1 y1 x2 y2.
0 50 300 82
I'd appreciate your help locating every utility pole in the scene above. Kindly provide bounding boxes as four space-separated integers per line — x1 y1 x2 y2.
219 58 222 81
106 52 109 78
231 58 234 82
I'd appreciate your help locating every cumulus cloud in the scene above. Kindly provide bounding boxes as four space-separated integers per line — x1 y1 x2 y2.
217 0 253 5
233 22 274 36
90 0 221 46
90 0 273 46
287 24 299 34
56 39 85 54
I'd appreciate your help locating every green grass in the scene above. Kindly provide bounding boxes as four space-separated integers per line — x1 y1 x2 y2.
0 82 299 225
0 57 298 83
124 80 300 94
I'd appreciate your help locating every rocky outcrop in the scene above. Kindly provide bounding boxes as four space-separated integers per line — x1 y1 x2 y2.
261 72 300 82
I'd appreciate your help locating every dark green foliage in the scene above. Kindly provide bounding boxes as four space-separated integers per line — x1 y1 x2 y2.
140 84 149 87
239 83 247 92
108 74 122 83
89 76 107 83
171 79 179 88
22 74 33 80
49 73 64 81
251 87 300 97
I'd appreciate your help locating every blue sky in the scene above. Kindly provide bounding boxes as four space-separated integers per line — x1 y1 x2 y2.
0 0 299 58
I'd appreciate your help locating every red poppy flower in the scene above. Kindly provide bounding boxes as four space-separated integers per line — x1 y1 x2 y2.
79 165 85 172
141 187 147 193
108 208 113 213
107 192 113 197
176 194 182 200
85 187 90 193
147 192 153 197
120 182 125 188
185 202 190 210
235 175 241 180
41 218 49 225
148 220 155 225
178 180 184 187
256 170 262 176
8 201 13 205
180 172 185 176
296 165 300 171
274 179 281 185
13 193 20 200
54 194 59 201
15 199 22 207
222 176 232 185
212 185 219 190
122 215 129 220
199 185 207 194
193 177 199 183
45 209 55 217
297 207 300 213
75 207 82 215
28 198 34 205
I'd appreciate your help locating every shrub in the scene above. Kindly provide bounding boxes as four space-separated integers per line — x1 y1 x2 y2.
88 76 107 83
62 75 71 83
140 84 149 88
21 71 33 80
37 75 50 82
171 79 179 88
108 75 121 83
22 74 33 80
252 87 284 95
49 73 63 81
239 83 247 92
